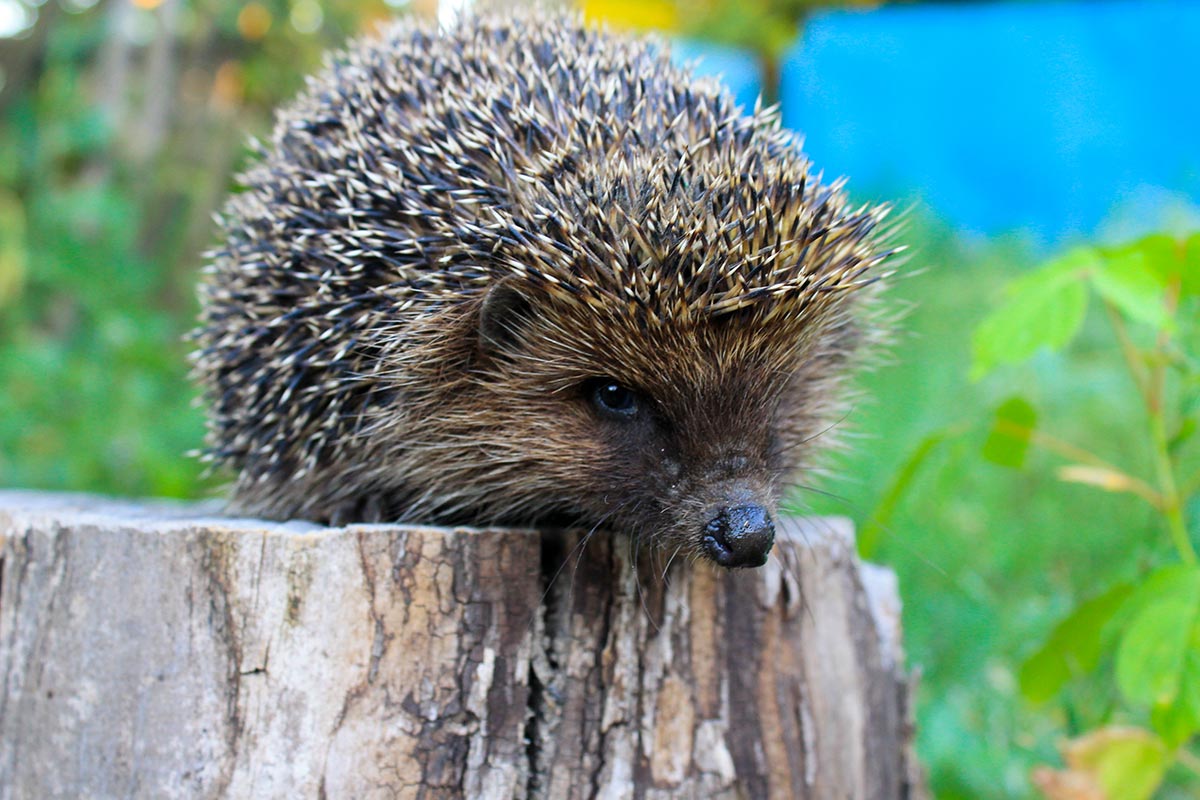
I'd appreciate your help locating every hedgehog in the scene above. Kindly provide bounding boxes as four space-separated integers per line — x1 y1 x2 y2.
193 11 897 569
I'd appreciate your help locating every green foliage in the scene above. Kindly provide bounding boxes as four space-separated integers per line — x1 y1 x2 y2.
1019 581 1133 706
970 248 1091 379
682 0 825 60
0 77 205 497
972 234 1200 796
972 236 1199 378
859 426 961 559
1063 727 1169 800
983 396 1037 468
0 0 396 498
795 222 1200 799
1115 567 1200 708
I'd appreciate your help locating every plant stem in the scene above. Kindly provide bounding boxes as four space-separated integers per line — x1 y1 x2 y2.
996 420 1164 509
1143 276 1195 562
1102 299 1151 407
1150 410 1197 563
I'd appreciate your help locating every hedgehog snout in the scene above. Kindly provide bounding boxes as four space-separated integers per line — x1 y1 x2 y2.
681 452 780 568
701 504 776 568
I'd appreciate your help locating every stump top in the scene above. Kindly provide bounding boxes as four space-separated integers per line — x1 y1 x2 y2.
0 488 856 552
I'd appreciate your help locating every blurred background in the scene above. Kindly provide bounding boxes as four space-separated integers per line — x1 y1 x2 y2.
1 0 1197 797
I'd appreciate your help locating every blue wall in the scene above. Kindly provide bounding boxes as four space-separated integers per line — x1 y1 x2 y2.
671 39 763 112
679 0 1200 243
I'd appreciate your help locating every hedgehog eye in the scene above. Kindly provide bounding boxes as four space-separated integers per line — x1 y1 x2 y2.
585 378 640 420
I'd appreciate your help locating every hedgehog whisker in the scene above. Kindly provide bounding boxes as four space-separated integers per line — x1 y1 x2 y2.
661 544 684 583
786 481 852 508
772 406 858 458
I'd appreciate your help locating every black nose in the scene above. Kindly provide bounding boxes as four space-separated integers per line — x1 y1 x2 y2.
701 505 776 568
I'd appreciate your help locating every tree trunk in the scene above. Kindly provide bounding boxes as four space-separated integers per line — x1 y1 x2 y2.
0 491 925 799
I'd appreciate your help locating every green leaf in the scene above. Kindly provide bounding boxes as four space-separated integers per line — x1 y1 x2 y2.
982 396 1037 468
1091 248 1171 330
1112 232 1200 298
1064 726 1168 800
1019 582 1134 704
1115 566 1200 707
1111 234 1176 277
1150 622 1200 747
1019 246 1102 289
1184 232 1200 297
970 249 1091 379
1116 564 1200 627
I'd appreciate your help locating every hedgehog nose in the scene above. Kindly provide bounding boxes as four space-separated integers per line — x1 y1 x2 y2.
701 505 776 568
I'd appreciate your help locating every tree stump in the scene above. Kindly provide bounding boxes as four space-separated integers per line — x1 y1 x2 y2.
0 490 924 799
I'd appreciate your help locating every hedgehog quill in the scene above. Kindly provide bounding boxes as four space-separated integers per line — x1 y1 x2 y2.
193 12 899 568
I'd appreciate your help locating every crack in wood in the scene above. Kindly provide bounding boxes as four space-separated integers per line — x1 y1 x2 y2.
199 533 245 797
586 546 620 800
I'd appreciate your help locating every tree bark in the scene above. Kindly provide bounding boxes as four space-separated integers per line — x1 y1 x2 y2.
0 491 924 799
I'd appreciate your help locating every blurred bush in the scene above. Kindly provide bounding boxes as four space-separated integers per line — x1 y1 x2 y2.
0 0 405 497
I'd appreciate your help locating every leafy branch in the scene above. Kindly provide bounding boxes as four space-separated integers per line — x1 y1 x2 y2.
972 233 1200 799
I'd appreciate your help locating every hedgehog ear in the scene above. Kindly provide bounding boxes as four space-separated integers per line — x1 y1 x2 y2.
478 280 535 354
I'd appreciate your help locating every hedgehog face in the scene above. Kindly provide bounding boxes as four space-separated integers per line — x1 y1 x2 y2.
456 149 890 565
474 286 853 567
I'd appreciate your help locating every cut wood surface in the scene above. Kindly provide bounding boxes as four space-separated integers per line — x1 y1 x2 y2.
0 490 925 799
